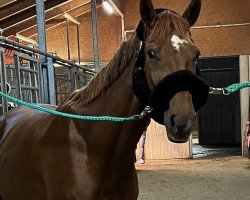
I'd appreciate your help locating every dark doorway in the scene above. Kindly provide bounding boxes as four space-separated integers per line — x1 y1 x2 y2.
194 56 241 158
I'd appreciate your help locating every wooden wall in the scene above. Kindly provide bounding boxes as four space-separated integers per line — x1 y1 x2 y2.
240 55 250 157
136 120 191 160
45 8 122 62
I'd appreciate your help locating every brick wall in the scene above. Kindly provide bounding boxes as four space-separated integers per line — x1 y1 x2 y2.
125 0 250 57
46 0 250 62
46 7 122 62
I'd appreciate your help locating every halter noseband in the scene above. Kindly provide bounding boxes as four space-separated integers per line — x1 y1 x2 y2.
133 9 210 124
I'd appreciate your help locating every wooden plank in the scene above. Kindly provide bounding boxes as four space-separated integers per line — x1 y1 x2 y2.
136 120 191 160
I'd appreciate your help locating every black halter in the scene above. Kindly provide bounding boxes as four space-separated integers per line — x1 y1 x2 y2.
133 9 210 124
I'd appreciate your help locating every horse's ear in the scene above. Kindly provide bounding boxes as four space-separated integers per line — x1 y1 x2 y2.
182 0 201 27
140 0 156 28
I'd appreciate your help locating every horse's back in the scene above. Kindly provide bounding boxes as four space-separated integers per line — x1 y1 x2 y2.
0 105 56 199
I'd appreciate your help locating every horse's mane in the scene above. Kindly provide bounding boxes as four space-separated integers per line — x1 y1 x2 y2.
57 34 140 109
57 10 190 110
147 10 191 44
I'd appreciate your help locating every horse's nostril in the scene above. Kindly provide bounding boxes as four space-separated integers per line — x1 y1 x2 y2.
170 114 175 127
170 115 177 133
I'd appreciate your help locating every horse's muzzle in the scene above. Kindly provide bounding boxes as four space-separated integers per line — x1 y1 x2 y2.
163 106 196 143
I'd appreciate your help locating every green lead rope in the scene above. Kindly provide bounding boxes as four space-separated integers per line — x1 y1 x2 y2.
224 82 250 94
0 92 141 122
0 82 250 120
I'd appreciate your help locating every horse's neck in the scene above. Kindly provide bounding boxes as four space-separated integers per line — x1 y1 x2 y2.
89 66 141 116
61 35 144 118
60 34 150 155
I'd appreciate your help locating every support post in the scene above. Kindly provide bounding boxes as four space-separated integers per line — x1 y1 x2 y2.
36 0 49 103
77 24 81 65
0 49 7 113
91 0 100 71
240 55 250 157
66 18 71 61
47 57 57 105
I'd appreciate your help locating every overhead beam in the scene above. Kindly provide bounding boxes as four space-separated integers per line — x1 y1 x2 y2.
16 33 37 45
0 0 17 8
1 0 69 30
0 0 36 20
63 12 81 25
12 1 102 38
44 3 102 33
3 0 93 37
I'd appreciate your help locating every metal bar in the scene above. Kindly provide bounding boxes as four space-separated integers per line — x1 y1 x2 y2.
200 68 238 72
0 36 95 73
41 63 49 103
17 52 39 63
21 86 39 90
20 67 38 74
91 0 99 71
35 0 47 62
37 62 43 103
29 61 38 103
27 68 33 102
0 48 7 113
66 18 71 61
47 57 57 105
69 67 76 92
77 23 81 65
36 0 48 103
13 54 22 100
55 77 70 81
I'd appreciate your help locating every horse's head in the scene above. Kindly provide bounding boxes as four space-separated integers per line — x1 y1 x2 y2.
138 0 206 143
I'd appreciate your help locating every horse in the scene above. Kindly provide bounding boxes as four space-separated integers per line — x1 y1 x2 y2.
0 0 209 199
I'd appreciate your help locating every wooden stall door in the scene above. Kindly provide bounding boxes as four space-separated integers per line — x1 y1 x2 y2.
136 120 192 160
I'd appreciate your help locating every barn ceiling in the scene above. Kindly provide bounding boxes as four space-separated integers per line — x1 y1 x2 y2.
0 0 123 38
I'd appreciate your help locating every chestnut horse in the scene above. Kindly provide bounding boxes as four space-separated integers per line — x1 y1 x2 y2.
0 0 208 199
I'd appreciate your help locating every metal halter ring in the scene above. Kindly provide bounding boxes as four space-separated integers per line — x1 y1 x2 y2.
209 87 230 95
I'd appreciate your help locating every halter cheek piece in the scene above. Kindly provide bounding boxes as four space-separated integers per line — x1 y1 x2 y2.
133 9 210 125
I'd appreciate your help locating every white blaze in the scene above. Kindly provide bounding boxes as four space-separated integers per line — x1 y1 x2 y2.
171 35 188 51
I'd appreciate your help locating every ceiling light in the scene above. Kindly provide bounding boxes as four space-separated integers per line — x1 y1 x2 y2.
102 0 113 14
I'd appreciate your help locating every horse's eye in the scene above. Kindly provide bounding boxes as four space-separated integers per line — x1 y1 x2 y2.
147 50 160 60
148 51 155 59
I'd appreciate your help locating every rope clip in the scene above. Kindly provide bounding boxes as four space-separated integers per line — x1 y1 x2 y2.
137 106 153 119
209 87 230 95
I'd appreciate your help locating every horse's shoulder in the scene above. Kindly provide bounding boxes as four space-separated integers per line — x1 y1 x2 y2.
0 105 57 144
